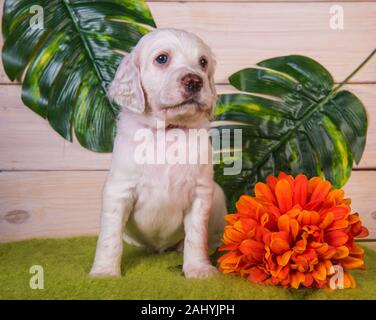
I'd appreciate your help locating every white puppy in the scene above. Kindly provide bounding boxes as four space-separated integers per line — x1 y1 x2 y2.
90 29 227 278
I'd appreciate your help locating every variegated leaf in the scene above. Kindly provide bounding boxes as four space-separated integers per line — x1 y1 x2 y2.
2 0 156 151
213 55 368 208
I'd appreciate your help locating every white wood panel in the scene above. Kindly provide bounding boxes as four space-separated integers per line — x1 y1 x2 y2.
0 86 112 171
342 171 376 240
0 84 374 170
0 170 374 242
0 171 106 242
148 2 376 83
1 2 376 83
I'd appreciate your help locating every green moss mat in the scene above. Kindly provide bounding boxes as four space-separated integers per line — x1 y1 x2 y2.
0 237 375 300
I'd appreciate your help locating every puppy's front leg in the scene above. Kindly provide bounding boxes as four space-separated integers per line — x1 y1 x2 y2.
183 179 218 278
90 174 135 277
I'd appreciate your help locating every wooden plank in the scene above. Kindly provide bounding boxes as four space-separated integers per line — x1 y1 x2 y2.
149 2 376 84
342 171 376 240
0 60 8 84
1 2 376 84
1 84 375 170
0 170 374 242
0 171 106 242
0 86 112 171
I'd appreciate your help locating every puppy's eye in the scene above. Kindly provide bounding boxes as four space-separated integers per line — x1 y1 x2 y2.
200 57 208 69
156 54 168 64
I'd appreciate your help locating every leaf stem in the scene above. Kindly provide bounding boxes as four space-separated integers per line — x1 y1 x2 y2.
333 48 376 93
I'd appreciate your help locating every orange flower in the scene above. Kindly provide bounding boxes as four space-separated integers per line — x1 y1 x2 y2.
218 172 369 289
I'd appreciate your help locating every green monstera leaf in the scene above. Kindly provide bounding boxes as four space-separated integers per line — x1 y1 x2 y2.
2 0 156 151
213 55 369 208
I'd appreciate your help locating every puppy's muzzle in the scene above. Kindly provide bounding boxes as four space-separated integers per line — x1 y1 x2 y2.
181 73 203 94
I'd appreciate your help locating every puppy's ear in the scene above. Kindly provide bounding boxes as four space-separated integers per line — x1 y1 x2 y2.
108 52 145 114
206 58 218 120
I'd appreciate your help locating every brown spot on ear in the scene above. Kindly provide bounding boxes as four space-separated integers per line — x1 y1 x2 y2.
142 85 151 113
205 108 214 121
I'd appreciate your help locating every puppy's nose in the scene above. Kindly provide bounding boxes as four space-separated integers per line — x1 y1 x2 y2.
181 73 203 93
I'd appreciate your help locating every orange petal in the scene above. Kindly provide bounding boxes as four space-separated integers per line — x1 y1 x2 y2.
308 177 322 195
310 211 321 225
224 214 238 225
350 245 364 256
236 195 263 219
349 217 369 238
320 212 334 229
218 252 243 274
357 226 369 238
342 198 352 206
240 239 265 262
290 271 305 289
333 245 350 259
286 208 301 219
321 247 336 260
312 262 327 281
223 225 246 245
325 230 349 247
260 202 281 222
327 219 349 231
275 179 293 213
341 257 364 270
270 231 290 255
290 219 299 240
278 172 295 188
310 241 329 255
267 175 278 193
293 174 308 207
324 260 333 275
332 189 344 199
343 272 356 288
331 205 349 220
277 250 293 266
249 267 269 283
218 243 239 251
350 222 364 237
298 210 309 225
326 189 345 205
348 213 360 224
306 179 332 209
303 273 314 287
277 215 290 233
255 182 277 205
240 218 257 233
294 239 307 254
299 210 320 226
274 265 290 281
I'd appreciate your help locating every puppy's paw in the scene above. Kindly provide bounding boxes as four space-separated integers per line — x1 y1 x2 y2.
89 266 121 278
183 263 219 279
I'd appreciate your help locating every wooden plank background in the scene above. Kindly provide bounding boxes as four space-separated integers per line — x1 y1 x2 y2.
0 0 375 242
